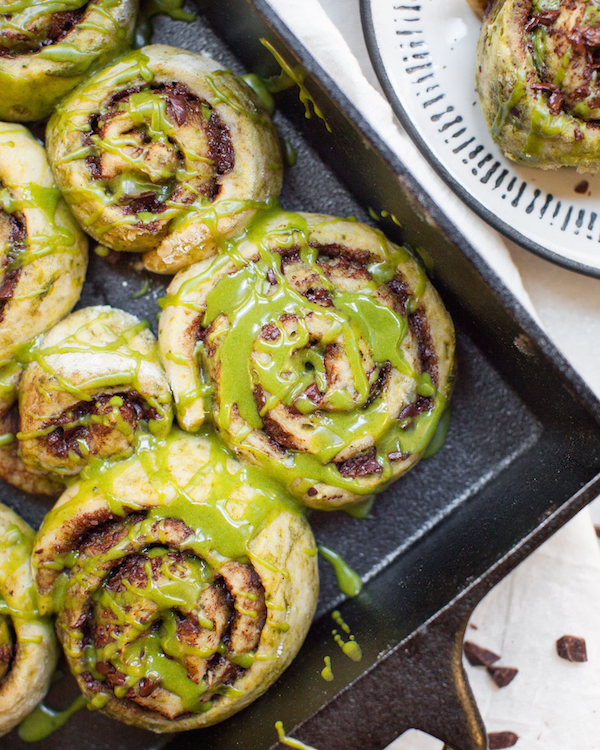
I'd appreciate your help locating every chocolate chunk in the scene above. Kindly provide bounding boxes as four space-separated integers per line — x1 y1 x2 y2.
365 362 391 408
574 128 585 141
575 180 589 194
307 487 318 497
487 665 518 687
337 448 381 478
547 91 565 115
525 9 559 32
387 277 410 314
266 268 277 285
595 524 600 538
556 635 588 662
398 395 434 423
138 677 160 697
261 323 280 341
387 451 408 461
303 286 333 307
488 732 519 749
463 640 501 667
302 383 322 405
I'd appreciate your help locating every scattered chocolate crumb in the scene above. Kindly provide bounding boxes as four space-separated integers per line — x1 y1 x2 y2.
463 641 501 667
556 635 587 662
574 128 584 141
488 731 519 749
469 623 478 630
574 180 589 194
105 250 122 264
307 487 318 497
487 665 518 688
594 524 600 538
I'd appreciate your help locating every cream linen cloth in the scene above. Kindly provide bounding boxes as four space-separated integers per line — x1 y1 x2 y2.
263 1 600 748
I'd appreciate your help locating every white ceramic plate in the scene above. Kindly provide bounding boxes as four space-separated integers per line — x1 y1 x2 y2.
361 0 600 277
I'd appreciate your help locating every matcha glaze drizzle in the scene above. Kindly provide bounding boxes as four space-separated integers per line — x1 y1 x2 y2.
32 426 318 731
160 207 454 509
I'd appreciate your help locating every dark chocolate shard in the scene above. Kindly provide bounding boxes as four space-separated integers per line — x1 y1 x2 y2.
463 640 501 667
487 665 518 688
556 634 588 662
488 731 519 749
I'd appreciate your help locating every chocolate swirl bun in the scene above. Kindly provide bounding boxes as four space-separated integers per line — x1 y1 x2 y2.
18 306 173 478
32 428 318 732
0 502 58 736
477 0 600 170
46 45 283 274
0 0 137 122
0 122 87 415
159 211 456 510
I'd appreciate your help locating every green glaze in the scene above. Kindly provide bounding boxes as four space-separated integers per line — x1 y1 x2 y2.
0 504 59 738
47 46 282 267
331 610 362 662
0 0 137 122
421 406 451 460
344 497 374 519
0 175 86 367
260 39 332 133
132 279 151 299
275 721 320 750
18 309 172 446
161 208 449 504
318 546 362 598
0 524 40 620
320 655 333 682
135 0 195 45
36 426 304 711
18 694 88 742
477 0 600 170
0 610 12 682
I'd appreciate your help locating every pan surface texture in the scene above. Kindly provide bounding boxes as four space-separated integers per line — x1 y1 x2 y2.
3 1 600 750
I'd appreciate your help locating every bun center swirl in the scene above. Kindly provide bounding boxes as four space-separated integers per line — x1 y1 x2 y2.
160 211 456 509
33 428 319 732
68 514 266 719
85 81 234 237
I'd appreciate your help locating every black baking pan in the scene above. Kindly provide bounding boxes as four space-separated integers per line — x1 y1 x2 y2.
4 1 600 750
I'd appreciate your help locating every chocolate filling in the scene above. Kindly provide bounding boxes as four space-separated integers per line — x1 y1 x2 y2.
336 447 382 478
87 82 234 223
398 395 435 423
0 6 86 57
408 309 439 385
79 533 265 716
526 3 600 117
42 391 158 458
0 213 26 324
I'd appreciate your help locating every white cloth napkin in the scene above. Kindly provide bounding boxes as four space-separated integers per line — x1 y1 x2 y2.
262 1 600 748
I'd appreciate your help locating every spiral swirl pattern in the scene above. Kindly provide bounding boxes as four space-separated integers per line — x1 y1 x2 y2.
0 0 137 122
46 45 283 273
477 0 600 169
159 211 455 509
18 306 173 478
32 429 318 732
